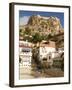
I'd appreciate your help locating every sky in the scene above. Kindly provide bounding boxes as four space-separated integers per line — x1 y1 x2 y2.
19 10 64 28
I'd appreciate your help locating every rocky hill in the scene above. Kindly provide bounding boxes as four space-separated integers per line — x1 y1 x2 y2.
19 15 64 46
20 15 63 35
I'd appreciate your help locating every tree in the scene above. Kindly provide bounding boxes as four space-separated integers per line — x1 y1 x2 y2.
19 29 24 37
32 33 42 43
23 35 32 42
61 58 64 71
19 57 22 63
45 34 52 41
40 34 45 40
61 53 64 71
24 27 31 35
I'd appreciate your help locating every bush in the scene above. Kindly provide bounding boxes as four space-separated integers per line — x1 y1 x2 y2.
53 60 62 68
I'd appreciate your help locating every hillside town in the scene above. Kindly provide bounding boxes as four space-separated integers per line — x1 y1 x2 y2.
19 15 64 79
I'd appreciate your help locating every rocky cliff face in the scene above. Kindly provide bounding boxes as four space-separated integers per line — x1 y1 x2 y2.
28 15 63 34
20 15 64 36
19 15 64 47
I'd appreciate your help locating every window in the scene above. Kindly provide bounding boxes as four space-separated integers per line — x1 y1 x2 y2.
49 56 51 59
43 58 47 61
48 52 52 60
22 48 31 53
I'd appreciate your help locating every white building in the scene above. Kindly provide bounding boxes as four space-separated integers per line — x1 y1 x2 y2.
58 48 64 53
38 40 56 65
19 40 32 74
37 40 64 66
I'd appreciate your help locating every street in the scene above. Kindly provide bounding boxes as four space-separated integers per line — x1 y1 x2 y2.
19 66 64 79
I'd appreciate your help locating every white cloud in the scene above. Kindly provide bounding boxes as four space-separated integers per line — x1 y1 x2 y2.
19 16 30 25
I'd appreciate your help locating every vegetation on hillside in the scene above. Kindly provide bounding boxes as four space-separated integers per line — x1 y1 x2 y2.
19 15 64 47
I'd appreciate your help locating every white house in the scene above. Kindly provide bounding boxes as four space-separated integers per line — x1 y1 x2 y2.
38 40 56 65
19 40 32 74
37 40 64 66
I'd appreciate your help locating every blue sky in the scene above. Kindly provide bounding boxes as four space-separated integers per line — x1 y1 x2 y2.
19 10 64 28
